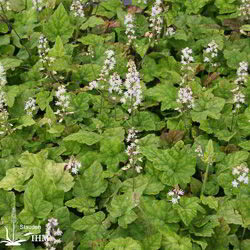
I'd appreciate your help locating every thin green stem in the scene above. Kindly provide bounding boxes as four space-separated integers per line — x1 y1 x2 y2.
114 102 117 120
231 108 240 132
201 163 210 197
230 111 235 131
132 163 135 192
241 227 246 242
100 91 104 114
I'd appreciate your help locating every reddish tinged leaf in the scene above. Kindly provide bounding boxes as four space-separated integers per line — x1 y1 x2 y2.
204 72 220 87
105 20 120 28
223 19 241 31
161 130 185 144
127 5 143 14
195 64 205 74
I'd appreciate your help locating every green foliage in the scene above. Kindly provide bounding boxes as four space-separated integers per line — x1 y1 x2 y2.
140 141 196 185
0 0 249 248
44 3 74 43
19 180 53 223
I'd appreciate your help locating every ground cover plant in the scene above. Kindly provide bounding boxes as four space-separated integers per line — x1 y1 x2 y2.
0 0 249 249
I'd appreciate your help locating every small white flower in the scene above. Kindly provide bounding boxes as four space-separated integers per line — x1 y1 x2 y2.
233 91 245 109
178 189 184 196
238 174 246 182
243 176 249 184
65 156 81 175
235 61 248 85
232 168 240 175
232 164 249 187
38 34 55 69
24 97 37 115
176 86 194 112
108 72 123 94
181 47 194 65
122 128 142 173
122 60 142 112
70 0 85 17
168 191 174 196
232 179 239 187
44 218 62 249
165 27 176 36
135 165 143 173
54 85 71 122
204 57 210 63
98 50 116 82
171 197 178 204
239 0 250 20
0 64 7 87
148 0 165 39
168 188 184 204
32 0 44 11
124 13 136 45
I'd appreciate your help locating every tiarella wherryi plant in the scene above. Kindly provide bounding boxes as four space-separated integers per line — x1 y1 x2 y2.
44 218 63 250
203 40 219 67
147 0 164 41
54 85 71 122
0 0 250 249
239 0 250 20
231 62 248 114
124 13 136 46
32 0 44 12
121 60 142 114
70 0 85 18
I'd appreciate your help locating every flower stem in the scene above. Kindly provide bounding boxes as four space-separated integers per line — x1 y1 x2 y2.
201 163 210 197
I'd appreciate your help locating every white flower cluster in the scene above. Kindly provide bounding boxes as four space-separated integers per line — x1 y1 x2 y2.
122 128 143 173
99 50 116 81
108 72 123 95
168 188 184 204
176 86 195 112
54 85 71 122
195 145 204 159
65 156 81 175
121 60 142 113
233 91 245 110
84 45 94 58
203 40 219 67
235 61 248 85
232 164 249 187
0 64 7 87
148 0 164 38
32 0 43 11
0 91 6 111
239 0 250 20
38 35 56 74
231 62 248 111
89 50 116 90
38 35 55 72
24 97 37 116
181 47 194 65
44 218 63 250
166 27 176 37
89 80 99 90
124 13 136 46
179 47 195 85
0 91 9 135
0 64 11 135
70 0 85 18
0 0 11 11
